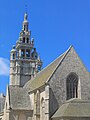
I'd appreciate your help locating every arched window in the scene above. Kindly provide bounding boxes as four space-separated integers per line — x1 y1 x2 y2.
27 38 29 43
23 37 25 43
21 49 25 58
24 25 25 31
13 54 15 59
66 73 78 100
26 50 30 58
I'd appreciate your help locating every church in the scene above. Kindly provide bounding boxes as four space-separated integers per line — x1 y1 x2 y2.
0 12 90 120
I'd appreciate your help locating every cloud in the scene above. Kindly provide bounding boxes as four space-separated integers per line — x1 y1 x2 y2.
0 57 9 76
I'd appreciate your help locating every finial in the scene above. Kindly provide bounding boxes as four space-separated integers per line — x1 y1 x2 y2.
24 12 28 21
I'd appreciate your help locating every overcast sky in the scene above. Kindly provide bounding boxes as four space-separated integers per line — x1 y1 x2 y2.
0 0 90 94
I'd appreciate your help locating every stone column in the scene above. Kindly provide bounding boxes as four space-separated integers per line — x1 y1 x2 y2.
45 84 49 120
25 49 26 59
15 61 20 86
34 90 40 120
34 92 37 120
19 49 21 59
78 78 81 99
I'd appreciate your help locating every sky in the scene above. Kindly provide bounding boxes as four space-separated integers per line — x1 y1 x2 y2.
0 0 90 94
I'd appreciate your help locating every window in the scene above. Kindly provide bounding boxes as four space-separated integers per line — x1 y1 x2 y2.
26 25 28 31
66 73 78 100
13 54 15 59
27 38 29 43
24 25 25 31
23 37 25 43
21 49 25 58
26 50 30 58
35 55 37 59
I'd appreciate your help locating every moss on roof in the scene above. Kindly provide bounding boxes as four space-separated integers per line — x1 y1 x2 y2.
52 98 90 118
24 46 72 92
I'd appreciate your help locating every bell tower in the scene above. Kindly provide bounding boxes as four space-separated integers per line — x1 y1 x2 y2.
10 13 42 87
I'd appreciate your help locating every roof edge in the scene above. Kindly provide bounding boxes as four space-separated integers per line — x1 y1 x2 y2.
46 45 73 83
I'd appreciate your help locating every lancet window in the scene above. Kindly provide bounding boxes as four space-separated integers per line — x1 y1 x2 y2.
66 73 78 100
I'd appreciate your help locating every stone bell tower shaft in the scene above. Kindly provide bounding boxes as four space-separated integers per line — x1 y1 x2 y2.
10 13 42 87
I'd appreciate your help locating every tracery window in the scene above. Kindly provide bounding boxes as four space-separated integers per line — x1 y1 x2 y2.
66 73 78 100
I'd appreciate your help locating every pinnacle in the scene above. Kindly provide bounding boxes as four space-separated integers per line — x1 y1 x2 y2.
24 12 28 21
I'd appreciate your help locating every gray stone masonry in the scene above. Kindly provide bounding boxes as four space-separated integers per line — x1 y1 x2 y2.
49 46 90 117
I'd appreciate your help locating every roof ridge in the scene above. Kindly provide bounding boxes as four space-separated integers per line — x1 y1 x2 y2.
45 45 72 83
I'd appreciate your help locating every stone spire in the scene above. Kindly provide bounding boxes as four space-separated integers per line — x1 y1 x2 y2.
10 13 42 87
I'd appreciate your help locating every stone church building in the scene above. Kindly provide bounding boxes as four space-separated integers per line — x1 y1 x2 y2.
0 13 90 120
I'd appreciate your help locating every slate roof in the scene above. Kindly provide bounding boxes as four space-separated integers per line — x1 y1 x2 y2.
24 46 72 92
0 96 5 113
52 98 90 119
8 86 32 110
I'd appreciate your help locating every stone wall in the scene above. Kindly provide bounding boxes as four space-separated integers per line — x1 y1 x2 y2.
49 47 90 117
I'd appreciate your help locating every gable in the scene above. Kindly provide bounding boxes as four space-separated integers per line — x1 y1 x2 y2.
48 46 90 116
24 45 90 96
49 46 90 98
